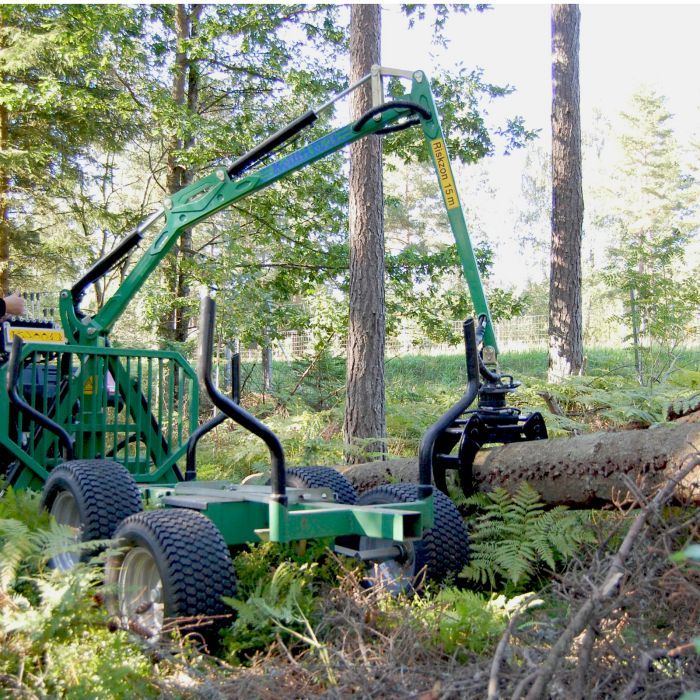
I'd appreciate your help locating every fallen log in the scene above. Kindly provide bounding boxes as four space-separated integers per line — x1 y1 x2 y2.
338 423 700 507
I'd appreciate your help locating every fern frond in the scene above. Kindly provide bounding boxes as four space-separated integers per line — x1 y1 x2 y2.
0 518 35 593
464 482 594 590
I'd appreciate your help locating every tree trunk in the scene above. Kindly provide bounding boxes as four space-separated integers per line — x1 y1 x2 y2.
0 101 10 296
159 3 200 344
629 287 643 383
339 424 700 507
0 16 9 296
262 344 273 394
548 4 584 382
344 4 386 465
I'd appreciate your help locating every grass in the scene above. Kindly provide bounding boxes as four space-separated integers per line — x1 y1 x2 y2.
235 346 700 397
195 346 700 481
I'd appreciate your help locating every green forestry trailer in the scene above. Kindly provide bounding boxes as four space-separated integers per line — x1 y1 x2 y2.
0 67 545 640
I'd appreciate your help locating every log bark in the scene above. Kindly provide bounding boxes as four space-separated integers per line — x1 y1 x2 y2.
338 424 700 506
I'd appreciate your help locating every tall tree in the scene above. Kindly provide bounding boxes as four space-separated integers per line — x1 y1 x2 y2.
159 4 202 345
0 5 143 295
140 4 347 351
548 3 584 382
344 4 385 463
604 90 698 385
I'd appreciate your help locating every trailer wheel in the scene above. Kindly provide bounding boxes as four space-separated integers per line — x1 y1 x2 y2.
285 466 357 504
40 459 142 570
356 484 470 592
105 509 237 644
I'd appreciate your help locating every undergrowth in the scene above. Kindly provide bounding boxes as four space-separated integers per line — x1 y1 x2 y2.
197 347 700 479
222 539 349 664
222 541 536 670
1 347 697 696
0 488 158 699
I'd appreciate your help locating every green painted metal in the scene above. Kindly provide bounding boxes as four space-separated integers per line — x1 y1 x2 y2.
409 73 498 352
184 497 431 546
61 105 424 345
2 343 197 485
142 482 433 547
58 72 496 353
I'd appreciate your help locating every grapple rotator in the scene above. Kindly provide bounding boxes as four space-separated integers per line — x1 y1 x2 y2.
423 315 548 498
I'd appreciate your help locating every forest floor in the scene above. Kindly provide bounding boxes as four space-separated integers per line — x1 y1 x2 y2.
154 504 699 700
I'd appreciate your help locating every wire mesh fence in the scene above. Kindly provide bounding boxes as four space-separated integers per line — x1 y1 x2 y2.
237 312 700 362
17 291 700 361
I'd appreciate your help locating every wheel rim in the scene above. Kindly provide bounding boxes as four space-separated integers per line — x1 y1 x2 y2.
49 490 82 570
116 546 164 638
358 536 416 594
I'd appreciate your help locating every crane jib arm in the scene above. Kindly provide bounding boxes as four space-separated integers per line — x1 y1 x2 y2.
59 69 497 353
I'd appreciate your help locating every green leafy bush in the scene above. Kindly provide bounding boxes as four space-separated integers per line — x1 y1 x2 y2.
222 540 348 664
408 589 507 655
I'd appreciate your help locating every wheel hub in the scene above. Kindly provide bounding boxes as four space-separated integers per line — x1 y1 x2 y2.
357 536 416 594
49 490 82 570
117 547 165 638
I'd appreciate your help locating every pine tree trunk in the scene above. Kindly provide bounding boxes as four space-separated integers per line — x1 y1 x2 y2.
548 4 584 382
0 16 9 296
262 345 273 394
629 287 643 383
344 4 386 464
160 3 200 344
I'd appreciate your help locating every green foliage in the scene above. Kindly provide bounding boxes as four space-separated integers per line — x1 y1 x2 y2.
196 406 346 481
223 560 319 661
385 58 536 164
0 5 150 294
520 373 676 434
601 89 700 386
383 161 527 345
0 485 51 530
458 483 594 591
671 543 700 564
407 588 507 655
671 540 700 658
0 504 157 698
196 347 700 479
379 587 540 658
288 351 345 412
223 541 346 665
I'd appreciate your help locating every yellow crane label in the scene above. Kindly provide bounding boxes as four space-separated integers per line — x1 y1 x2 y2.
430 138 459 210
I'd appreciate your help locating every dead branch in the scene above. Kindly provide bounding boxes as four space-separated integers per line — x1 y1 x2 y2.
523 452 700 700
537 390 581 435
488 597 537 700
619 643 698 700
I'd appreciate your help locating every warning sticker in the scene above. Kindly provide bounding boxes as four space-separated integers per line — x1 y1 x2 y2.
6 327 65 344
430 139 459 210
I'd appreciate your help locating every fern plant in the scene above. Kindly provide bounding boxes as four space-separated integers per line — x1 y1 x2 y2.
0 514 156 698
222 559 333 675
458 482 594 591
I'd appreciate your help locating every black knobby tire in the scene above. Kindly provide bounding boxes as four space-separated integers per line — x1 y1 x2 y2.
105 508 237 642
357 484 470 584
285 466 357 505
40 459 142 566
